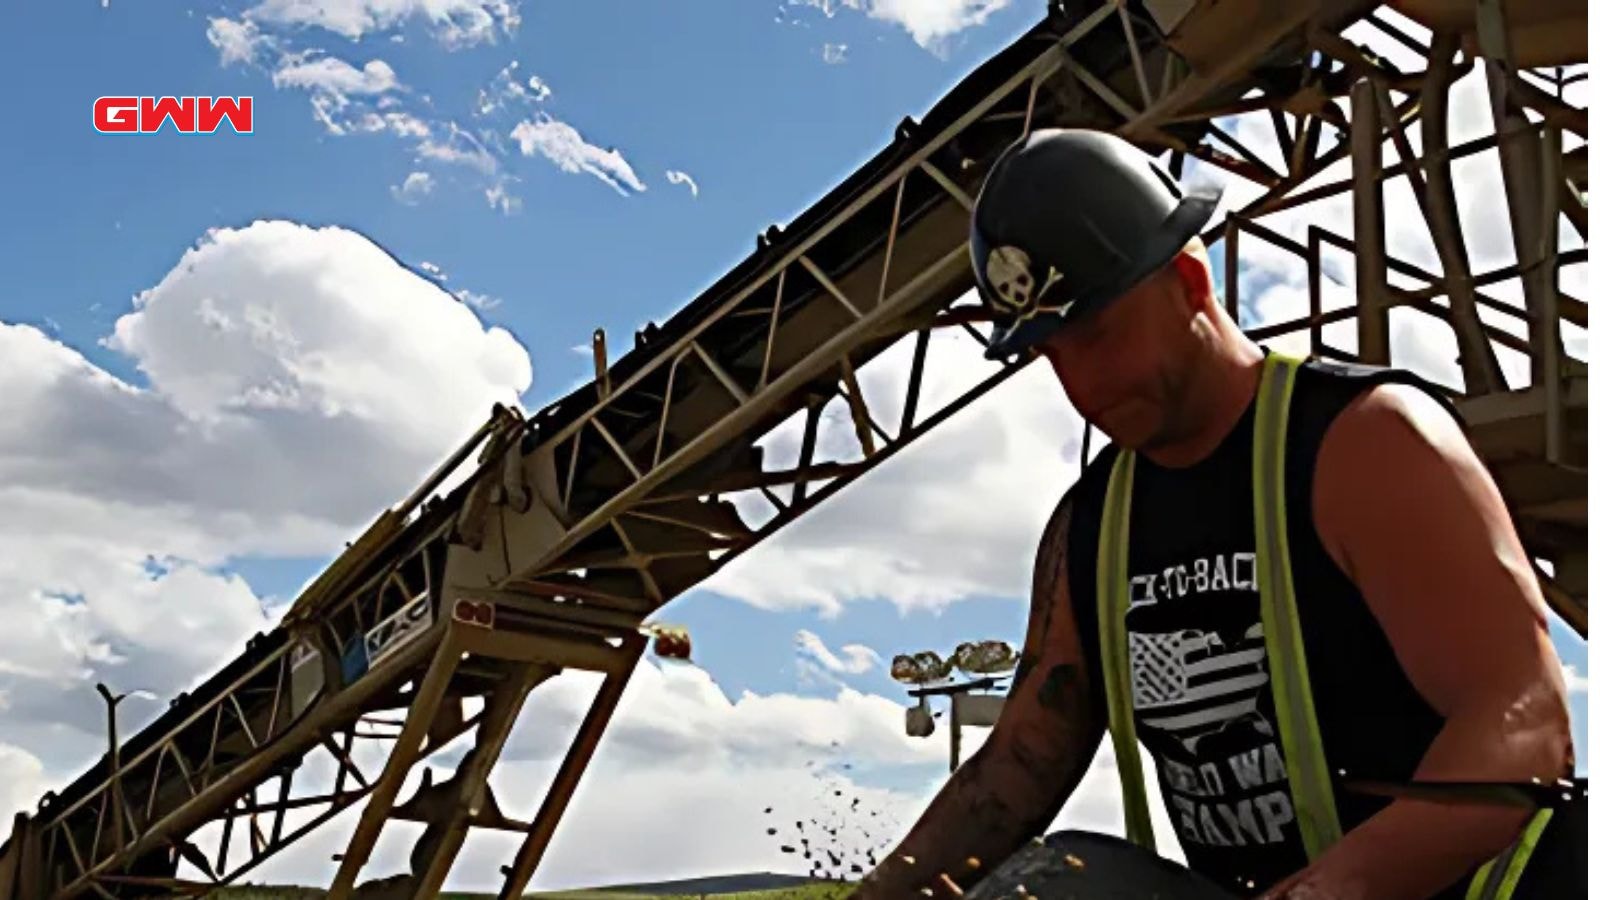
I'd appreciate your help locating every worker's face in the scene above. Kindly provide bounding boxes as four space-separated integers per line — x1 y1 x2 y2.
1037 262 1196 452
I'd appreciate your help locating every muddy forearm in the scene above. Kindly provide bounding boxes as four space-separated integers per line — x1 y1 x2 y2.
852 495 1095 898
852 745 1062 898
852 667 1099 898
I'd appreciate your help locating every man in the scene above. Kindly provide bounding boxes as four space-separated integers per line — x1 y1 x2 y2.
851 129 1575 898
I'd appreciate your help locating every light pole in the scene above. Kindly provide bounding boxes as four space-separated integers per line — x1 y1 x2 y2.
905 676 1008 772
893 641 1019 773
95 683 155 855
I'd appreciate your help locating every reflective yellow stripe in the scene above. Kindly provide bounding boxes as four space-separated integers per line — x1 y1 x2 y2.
1252 352 1343 859
1465 808 1553 900
1466 856 1494 900
1096 349 1343 861
1097 447 1155 850
1097 348 1556 892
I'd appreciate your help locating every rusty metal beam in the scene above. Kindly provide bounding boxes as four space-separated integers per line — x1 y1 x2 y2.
325 627 466 899
1351 78 1392 365
917 160 975 211
1506 76 1588 138
691 341 750 405
495 635 647 900
1482 16 1561 398
12 6 1587 897
839 356 879 457
45 626 440 900
407 664 546 899
458 626 630 677
1412 34 1506 395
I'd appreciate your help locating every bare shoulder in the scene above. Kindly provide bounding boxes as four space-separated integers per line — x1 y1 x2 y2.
1312 380 1484 572
1310 383 1566 752
1323 380 1464 448
1315 379 1481 515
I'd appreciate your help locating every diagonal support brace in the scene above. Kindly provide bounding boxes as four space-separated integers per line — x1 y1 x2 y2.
496 634 646 899
325 627 466 900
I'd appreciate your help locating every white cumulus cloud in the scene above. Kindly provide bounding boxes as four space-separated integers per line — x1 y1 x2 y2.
475 60 551 116
206 16 270 66
245 0 520 48
197 3 659 214
418 122 498 175
273 55 399 97
0 745 44 826
356 110 431 138
796 629 882 677
106 221 528 446
0 220 532 819
485 179 522 214
271 54 404 135
665 168 699 197
866 0 1008 50
792 0 1009 53
511 114 647 195
455 289 501 311
1562 664 1588 695
391 170 435 204
703 325 1082 617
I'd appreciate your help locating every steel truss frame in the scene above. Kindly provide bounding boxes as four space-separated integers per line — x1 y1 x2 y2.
1 1 1584 897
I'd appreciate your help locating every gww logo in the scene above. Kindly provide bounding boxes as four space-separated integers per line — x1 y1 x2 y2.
94 97 254 134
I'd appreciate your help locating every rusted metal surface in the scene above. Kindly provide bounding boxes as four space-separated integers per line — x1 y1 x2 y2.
0 1 1585 896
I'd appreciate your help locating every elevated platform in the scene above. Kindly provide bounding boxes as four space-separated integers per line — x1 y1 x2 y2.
0 1 1585 897
1457 367 1588 627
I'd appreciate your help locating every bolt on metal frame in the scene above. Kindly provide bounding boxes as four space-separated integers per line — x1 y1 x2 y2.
0 1 1584 897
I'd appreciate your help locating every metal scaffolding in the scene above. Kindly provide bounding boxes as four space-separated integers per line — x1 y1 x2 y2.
0 1 1585 897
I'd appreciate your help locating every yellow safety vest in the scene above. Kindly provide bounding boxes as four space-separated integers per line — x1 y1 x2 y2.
1095 349 1552 899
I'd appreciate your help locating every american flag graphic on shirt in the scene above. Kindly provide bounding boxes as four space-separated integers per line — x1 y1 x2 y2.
1130 623 1272 753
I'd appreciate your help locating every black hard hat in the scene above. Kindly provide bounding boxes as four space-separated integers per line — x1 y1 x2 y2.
969 128 1222 360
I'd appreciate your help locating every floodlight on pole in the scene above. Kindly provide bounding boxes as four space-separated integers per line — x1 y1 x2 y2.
891 640 1020 772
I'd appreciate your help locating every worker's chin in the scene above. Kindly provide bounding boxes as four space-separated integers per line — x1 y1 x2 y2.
1101 427 1153 455
1090 404 1156 451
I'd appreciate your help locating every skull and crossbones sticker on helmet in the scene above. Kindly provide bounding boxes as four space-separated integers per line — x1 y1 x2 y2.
985 245 1067 317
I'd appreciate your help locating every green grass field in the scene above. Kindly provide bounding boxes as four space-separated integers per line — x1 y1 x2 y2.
522 886 854 900
216 883 856 899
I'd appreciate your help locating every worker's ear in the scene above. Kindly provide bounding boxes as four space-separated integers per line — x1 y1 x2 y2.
1168 244 1213 315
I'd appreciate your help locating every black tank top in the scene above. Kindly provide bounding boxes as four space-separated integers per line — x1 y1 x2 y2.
1064 354 1475 897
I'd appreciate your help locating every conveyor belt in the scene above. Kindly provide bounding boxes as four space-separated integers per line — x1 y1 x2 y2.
0 1 1585 897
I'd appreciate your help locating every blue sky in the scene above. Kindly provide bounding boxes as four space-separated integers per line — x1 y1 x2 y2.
4 1 1041 389
0 1 1587 890
0 0 1052 702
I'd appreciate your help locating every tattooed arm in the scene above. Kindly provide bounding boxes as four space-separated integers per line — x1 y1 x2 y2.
851 491 1107 898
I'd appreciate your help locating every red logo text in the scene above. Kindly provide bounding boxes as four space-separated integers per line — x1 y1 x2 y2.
93 97 254 134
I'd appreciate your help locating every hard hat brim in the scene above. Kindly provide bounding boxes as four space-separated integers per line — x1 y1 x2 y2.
983 184 1223 361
